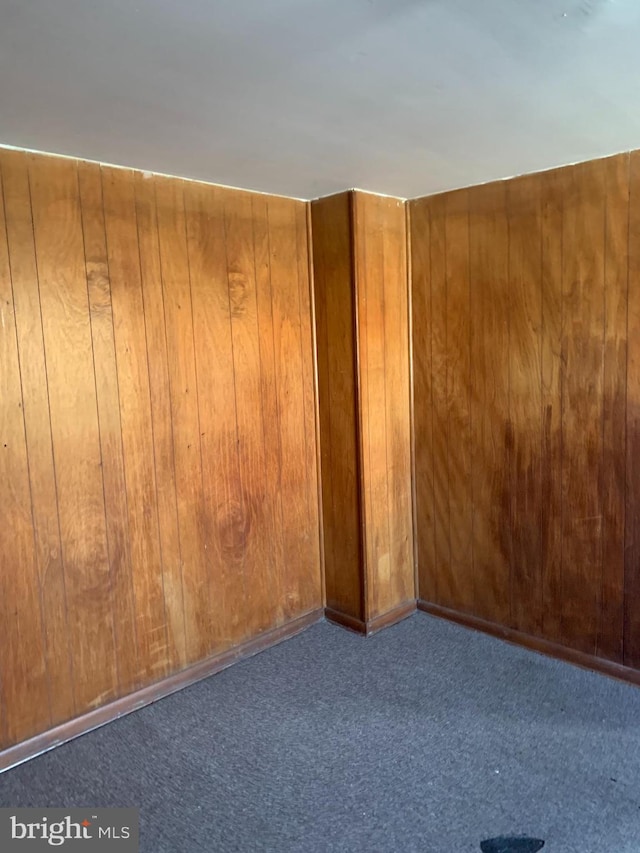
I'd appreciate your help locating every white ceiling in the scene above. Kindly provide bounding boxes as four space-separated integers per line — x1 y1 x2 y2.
1 0 640 200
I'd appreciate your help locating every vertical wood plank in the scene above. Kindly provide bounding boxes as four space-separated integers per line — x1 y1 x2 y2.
310 199 338 615
540 167 565 645
101 165 169 681
352 192 373 619
155 176 210 661
625 151 640 668
224 190 276 635
599 154 628 663
310 193 363 620
0 149 75 725
310 199 335 612
268 196 318 619
469 182 511 625
252 194 285 624
295 201 323 612
381 196 414 609
430 195 452 609
185 181 245 647
409 200 436 604
508 174 543 636
561 160 606 656
28 154 118 711
134 172 187 670
444 189 474 614
354 194 392 619
77 161 139 693
0 165 51 745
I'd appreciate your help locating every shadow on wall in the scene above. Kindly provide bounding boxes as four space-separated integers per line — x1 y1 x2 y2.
435 360 627 664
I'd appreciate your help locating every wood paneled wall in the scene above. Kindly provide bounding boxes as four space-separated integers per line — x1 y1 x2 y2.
312 191 414 628
409 151 640 667
10 139 640 752
0 148 322 750
311 193 363 620
354 192 414 621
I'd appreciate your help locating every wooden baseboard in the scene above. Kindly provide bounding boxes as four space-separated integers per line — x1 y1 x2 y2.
365 600 416 635
324 607 366 634
0 608 323 774
325 600 416 636
417 600 640 689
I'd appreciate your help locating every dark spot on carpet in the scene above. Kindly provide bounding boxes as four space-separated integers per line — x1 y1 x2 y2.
480 838 545 853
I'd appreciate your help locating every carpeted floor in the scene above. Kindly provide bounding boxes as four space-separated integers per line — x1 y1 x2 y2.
1 613 639 852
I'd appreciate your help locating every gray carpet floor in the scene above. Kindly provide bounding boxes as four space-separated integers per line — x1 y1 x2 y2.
1 613 639 852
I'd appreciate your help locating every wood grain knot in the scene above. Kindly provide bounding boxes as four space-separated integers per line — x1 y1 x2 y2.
217 500 251 561
228 273 248 317
87 270 112 312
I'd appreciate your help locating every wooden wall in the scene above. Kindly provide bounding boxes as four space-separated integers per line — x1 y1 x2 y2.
354 192 414 621
0 148 322 750
312 191 414 628
10 139 640 752
311 192 363 620
409 151 640 667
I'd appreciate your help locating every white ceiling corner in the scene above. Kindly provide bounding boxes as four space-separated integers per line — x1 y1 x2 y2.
1 0 639 200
